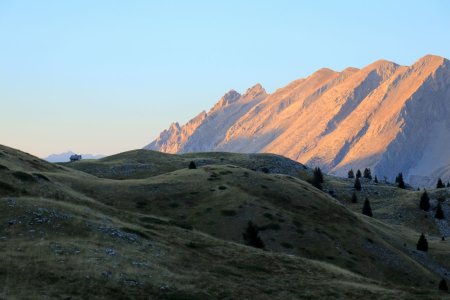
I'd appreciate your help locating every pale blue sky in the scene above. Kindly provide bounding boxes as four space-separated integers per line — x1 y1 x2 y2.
1 0 449 157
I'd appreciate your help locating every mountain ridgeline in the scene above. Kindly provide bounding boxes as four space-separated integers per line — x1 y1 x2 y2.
146 55 450 187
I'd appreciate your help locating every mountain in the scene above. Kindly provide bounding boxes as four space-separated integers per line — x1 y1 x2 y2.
44 151 105 162
2 143 450 298
145 55 450 187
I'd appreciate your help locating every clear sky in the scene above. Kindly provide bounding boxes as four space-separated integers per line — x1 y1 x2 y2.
1 0 449 157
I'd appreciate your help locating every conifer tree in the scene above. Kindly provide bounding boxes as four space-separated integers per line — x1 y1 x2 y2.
439 278 449 291
356 169 362 178
435 202 445 220
310 167 323 190
354 177 362 191
416 233 428 252
396 172 405 189
420 191 430 212
437 178 445 189
315 167 324 183
362 198 373 217
363 168 372 180
447 182 450 188
374 176 378 184
348 169 355 179
188 161 197 169
243 221 265 249
351 191 358 203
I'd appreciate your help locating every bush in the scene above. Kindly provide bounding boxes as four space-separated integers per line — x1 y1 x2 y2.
188 161 197 169
351 191 358 203
439 278 449 291
221 209 237 216
243 221 264 249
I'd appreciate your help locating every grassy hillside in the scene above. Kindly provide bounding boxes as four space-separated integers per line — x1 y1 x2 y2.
1 145 449 299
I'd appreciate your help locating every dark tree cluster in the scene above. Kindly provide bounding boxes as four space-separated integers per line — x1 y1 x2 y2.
188 161 197 169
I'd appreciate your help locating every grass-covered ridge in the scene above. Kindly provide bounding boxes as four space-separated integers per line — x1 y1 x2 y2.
0 144 449 299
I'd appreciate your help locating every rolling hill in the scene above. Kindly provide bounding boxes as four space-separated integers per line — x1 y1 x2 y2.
1 144 450 298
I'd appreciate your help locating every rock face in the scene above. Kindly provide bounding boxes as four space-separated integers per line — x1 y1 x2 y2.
145 55 450 187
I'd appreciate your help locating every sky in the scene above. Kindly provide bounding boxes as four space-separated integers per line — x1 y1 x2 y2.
1 0 449 158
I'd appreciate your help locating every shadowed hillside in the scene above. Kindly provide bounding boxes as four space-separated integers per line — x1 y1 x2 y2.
1 144 450 299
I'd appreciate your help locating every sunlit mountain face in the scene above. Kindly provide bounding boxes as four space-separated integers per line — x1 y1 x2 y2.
147 55 450 187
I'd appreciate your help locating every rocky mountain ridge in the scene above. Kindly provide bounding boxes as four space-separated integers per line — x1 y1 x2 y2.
145 55 450 187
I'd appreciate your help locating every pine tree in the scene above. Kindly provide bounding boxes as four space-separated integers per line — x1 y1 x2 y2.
315 167 324 183
374 176 378 184
435 202 445 220
188 161 197 169
362 198 373 217
447 182 450 188
420 191 430 212
437 178 445 189
363 168 372 180
351 191 358 203
310 167 323 190
396 172 405 189
416 233 428 252
439 278 449 291
356 169 362 178
354 177 362 191
243 221 264 249
348 169 355 179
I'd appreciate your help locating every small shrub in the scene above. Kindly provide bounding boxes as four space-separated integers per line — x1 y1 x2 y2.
33 173 50 182
221 209 237 216
12 171 36 183
280 242 293 249
188 161 197 169
439 278 449 291
243 221 265 249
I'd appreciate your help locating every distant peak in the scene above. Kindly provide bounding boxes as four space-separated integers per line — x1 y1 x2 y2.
215 89 241 108
343 67 360 73
169 122 181 131
243 83 267 98
366 59 398 69
414 54 447 67
307 68 338 79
